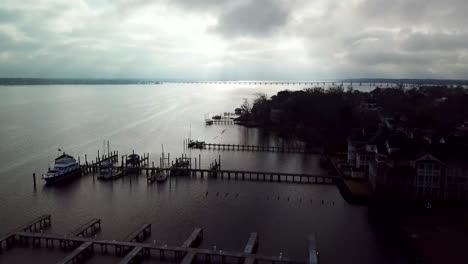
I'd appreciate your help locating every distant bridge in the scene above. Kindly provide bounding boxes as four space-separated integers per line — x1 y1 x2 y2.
160 80 460 87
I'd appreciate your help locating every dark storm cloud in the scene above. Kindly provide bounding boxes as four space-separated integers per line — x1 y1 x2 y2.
210 0 290 38
402 32 468 52
357 0 468 27
0 0 468 79
170 0 232 11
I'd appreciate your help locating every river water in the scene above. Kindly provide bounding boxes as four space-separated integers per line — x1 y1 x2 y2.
0 83 404 263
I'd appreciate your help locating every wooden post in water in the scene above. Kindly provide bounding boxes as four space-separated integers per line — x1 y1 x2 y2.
85 154 88 173
199 154 201 169
218 155 221 170
33 173 36 188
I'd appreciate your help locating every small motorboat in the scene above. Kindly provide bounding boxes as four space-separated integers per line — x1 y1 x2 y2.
188 140 205 149
98 160 114 180
155 168 168 183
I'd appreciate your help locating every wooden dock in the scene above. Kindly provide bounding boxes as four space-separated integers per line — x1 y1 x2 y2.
81 165 337 185
13 231 302 264
0 214 51 252
182 228 203 248
69 218 101 237
162 168 336 184
118 246 144 264
117 223 153 263
211 119 235 125
308 234 319 264
124 224 152 243
180 228 203 264
187 141 319 154
58 241 94 264
2 215 307 264
244 232 259 264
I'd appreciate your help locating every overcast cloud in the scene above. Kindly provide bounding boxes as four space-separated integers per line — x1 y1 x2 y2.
0 0 467 80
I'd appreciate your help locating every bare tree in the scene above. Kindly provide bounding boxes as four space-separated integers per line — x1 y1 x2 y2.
240 98 252 114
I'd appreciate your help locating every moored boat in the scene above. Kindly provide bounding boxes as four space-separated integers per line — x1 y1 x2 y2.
155 168 168 183
188 140 205 149
98 160 114 180
42 153 81 184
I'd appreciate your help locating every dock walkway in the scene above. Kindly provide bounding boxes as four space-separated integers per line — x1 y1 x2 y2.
69 218 101 237
0 214 51 252
81 165 337 185
188 141 319 154
14 231 302 263
180 228 203 264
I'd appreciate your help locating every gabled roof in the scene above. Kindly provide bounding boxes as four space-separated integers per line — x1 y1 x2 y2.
414 153 442 163
55 153 73 161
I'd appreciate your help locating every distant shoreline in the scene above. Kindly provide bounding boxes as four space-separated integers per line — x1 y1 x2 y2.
1 78 468 86
0 78 162 85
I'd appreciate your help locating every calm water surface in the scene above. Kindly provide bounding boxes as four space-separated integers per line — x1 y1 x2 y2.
0 83 403 263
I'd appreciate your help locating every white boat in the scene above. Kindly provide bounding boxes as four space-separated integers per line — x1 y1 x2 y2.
155 169 168 183
42 153 81 184
98 160 114 180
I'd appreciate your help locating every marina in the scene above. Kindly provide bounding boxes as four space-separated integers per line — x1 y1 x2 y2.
58 150 338 185
0 83 405 264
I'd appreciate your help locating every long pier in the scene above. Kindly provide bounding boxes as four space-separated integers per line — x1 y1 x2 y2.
160 168 336 185
189 141 317 154
81 165 337 184
1 215 312 263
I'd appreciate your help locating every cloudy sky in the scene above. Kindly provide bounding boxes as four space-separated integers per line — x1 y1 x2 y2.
1 0 467 80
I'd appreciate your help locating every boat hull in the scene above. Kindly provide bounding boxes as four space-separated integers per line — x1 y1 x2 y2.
43 168 82 185
156 173 168 183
